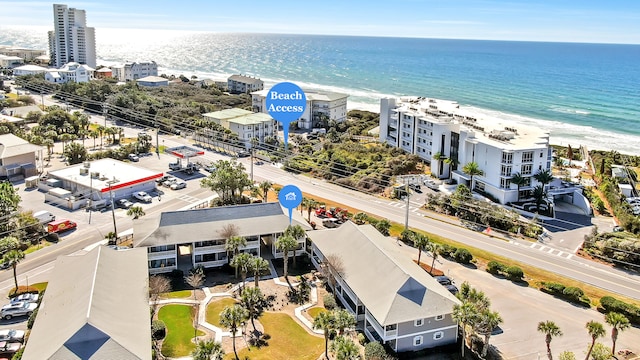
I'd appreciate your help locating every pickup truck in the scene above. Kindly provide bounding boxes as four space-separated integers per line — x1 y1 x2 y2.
169 161 181 170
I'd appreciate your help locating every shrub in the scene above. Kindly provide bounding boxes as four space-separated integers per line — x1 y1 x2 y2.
357 332 367 345
541 282 566 295
486 261 505 275
454 248 473 264
438 244 457 257
504 266 524 281
365 341 388 360
8 286 39 298
152 320 166 340
323 294 337 310
27 308 38 329
562 287 584 302
599 296 640 324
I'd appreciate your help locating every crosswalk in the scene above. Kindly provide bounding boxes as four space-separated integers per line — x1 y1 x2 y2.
176 194 201 203
378 200 424 214
529 242 573 259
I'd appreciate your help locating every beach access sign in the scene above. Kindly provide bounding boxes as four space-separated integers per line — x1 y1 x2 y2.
266 82 306 148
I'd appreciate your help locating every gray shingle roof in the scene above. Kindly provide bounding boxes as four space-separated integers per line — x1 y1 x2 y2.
0 133 43 158
308 222 460 325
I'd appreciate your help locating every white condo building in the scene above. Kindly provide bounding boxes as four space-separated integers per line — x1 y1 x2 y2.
45 62 94 84
380 97 552 204
48 4 96 68
252 89 348 130
227 74 264 94
110 61 158 82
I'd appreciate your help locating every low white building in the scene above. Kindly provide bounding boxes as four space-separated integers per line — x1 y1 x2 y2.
110 61 158 82
136 75 169 87
45 62 94 84
12 64 49 76
0 54 24 68
227 74 263 94
252 89 348 130
201 108 275 146
0 46 46 61
380 96 552 204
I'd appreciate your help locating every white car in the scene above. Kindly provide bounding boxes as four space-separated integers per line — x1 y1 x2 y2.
1 302 37 320
10 293 38 305
0 329 25 342
170 181 186 190
133 191 152 203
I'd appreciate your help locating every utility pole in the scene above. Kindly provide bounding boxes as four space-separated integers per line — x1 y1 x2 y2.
107 180 119 242
102 103 108 127
404 177 410 232
154 114 160 155
87 162 93 224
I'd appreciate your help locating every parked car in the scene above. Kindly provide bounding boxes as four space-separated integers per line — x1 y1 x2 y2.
10 293 38 305
203 164 216 173
33 210 55 224
170 181 186 190
163 177 178 187
237 151 250 158
1 302 37 320
613 225 624 232
169 161 181 170
155 175 171 184
46 219 77 234
434 275 452 286
127 153 139 162
116 199 134 209
445 284 459 295
133 191 152 203
0 341 22 356
0 329 25 343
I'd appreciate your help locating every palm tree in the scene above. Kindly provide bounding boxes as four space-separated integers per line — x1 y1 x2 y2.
220 304 249 360
127 206 145 219
3 250 25 293
413 232 429 265
192 339 225 360
225 236 247 277
258 180 272 202
313 310 336 360
305 198 319 222
42 138 54 161
249 256 270 288
585 320 606 360
444 157 458 181
230 252 253 292
276 234 297 281
59 133 73 154
462 162 483 191
537 320 563 360
330 335 361 360
333 309 356 336
89 129 99 149
452 302 478 357
432 152 447 178
240 286 265 332
478 310 503 358
284 224 306 267
532 185 548 213
96 125 105 149
511 172 527 201
353 212 368 225
375 219 391 236
605 312 630 355
429 243 441 275
534 169 554 190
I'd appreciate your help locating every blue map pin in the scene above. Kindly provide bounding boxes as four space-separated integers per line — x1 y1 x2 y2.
278 184 303 224
266 82 306 149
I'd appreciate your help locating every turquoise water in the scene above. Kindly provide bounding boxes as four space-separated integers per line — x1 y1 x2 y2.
2 26 639 154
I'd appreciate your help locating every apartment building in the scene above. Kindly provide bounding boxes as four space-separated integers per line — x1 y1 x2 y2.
252 89 348 130
227 74 264 94
45 62 94 84
0 46 46 62
201 108 275 146
380 97 551 204
48 4 96 68
110 61 158 82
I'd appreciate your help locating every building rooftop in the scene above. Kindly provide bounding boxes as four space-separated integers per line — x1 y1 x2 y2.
252 89 348 102
48 158 162 193
203 109 273 125
136 76 168 83
228 74 263 84
13 64 48 72
134 202 310 248
308 222 460 325
22 246 151 360
0 133 43 158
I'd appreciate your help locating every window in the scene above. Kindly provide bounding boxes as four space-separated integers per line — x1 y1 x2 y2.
413 336 423 346
500 178 511 189
435 314 445 321
414 319 423 327
433 331 444 340
522 164 533 175
385 324 397 331
148 245 176 253
522 151 534 163
501 165 512 176
502 152 513 164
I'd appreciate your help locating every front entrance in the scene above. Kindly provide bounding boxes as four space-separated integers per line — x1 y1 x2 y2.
177 244 193 272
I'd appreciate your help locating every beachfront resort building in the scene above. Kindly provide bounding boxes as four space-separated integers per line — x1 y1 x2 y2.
110 61 158 82
308 222 460 352
252 89 348 130
45 62 94 84
380 96 552 204
48 4 96 68
227 74 264 94
133 202 310 274
0 46 46 62
201 108 276 146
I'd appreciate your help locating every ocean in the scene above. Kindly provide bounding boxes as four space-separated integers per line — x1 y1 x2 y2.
2 26 639 154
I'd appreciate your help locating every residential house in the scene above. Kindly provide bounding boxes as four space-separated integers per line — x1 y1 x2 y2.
133 202 310 274
380 96 552 204
228 74 264 94
201 108 275 147
252 89 348 130
136 75 169 87
48 4 96 67
110 61 158 82
22 246 151 360
0 133 44 180
45 62 94 84
95 67 113 78
308 222 460 352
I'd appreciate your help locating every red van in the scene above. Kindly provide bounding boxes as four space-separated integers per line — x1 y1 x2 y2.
47 219 77 233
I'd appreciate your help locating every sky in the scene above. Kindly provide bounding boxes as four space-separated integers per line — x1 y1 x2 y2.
1 0 639 44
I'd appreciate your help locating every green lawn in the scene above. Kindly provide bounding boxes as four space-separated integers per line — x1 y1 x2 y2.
227 312 323 360
24 240 52 254
307 307 326 320
158 304 204 358
31 282 48 292
163 290 192 299
205 297 237 328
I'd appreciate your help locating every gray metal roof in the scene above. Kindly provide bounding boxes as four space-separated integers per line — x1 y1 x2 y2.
308 222 460 325
22 246 151 360
0 133 43 158
134 202 311 247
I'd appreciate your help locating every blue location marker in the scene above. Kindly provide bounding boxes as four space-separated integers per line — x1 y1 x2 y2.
266 82 306 149
278 184 303 224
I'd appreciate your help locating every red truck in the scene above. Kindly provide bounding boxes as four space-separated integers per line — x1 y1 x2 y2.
47 219 77 233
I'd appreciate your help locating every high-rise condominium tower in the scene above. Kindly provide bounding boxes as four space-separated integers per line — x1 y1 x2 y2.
48 4 96 68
